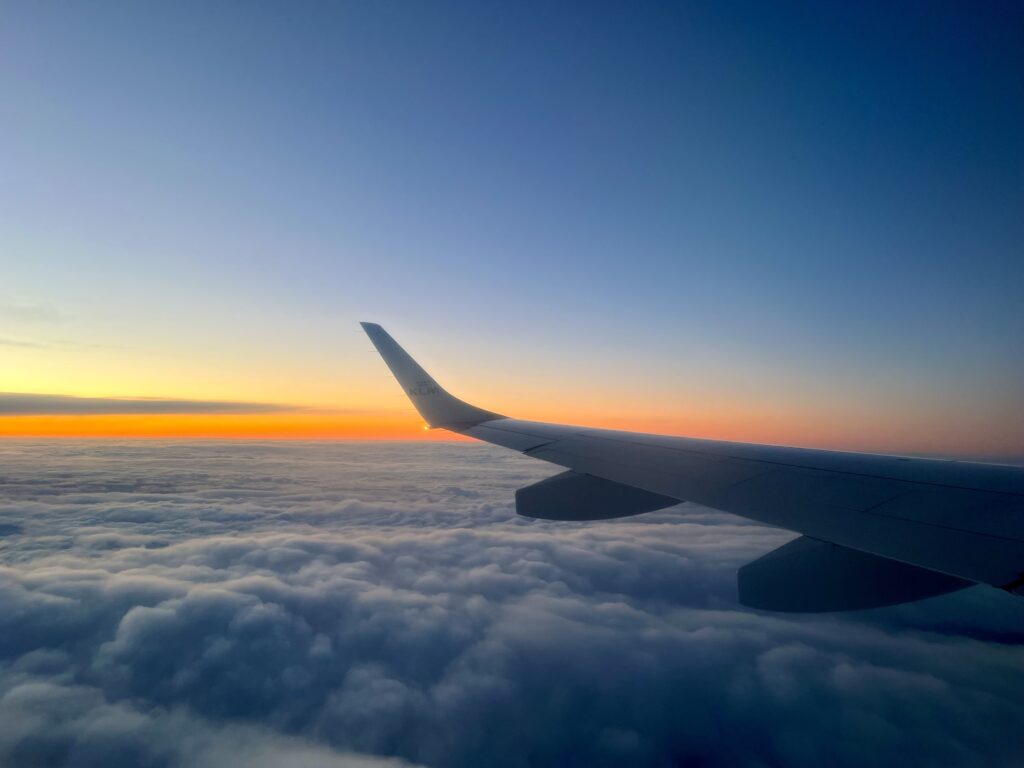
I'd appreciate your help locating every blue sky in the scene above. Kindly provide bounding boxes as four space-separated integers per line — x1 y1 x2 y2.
2 1 1021 451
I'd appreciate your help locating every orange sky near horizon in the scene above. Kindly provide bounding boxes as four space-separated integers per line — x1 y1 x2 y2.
1 403 1019 459
2 300 1019 457
0 411 447 441
2 324 1019 456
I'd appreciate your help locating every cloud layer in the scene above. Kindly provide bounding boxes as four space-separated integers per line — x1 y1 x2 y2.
0 441 1022 767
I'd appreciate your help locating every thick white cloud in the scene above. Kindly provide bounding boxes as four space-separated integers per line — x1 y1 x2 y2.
0 441 1022 767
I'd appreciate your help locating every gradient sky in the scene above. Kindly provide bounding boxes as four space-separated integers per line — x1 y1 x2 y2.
2 1 1022 453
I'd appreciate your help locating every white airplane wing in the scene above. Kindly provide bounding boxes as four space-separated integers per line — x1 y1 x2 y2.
361 322 1024 612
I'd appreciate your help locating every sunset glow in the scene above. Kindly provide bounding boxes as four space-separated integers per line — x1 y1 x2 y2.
0 412 443 440
1 396 1018 458
1 4 1023 766
2 2 1020 458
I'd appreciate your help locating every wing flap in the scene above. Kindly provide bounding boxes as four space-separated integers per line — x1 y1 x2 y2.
738 536 973 612
516 470 679 521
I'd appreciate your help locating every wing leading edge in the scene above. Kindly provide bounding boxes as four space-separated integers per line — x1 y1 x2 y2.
361 323 1024 612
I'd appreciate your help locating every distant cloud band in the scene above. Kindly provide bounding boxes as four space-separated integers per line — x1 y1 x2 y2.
0 393 299 415
0 338 45 348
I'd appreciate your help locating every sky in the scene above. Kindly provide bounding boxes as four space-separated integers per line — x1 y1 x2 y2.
2 1 1022 454
0 440 1022 767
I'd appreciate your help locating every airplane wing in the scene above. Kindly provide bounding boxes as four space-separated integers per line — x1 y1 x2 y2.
361 322 1024 612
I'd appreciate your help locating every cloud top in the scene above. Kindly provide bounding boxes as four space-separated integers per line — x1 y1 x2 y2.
0 441 1021 767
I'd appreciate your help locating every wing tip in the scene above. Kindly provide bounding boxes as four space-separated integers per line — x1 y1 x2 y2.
358 321 504 430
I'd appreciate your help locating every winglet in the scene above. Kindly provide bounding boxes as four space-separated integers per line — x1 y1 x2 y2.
360 323 504 431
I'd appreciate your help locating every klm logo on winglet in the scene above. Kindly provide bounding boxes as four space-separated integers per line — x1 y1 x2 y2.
407 379 440 397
